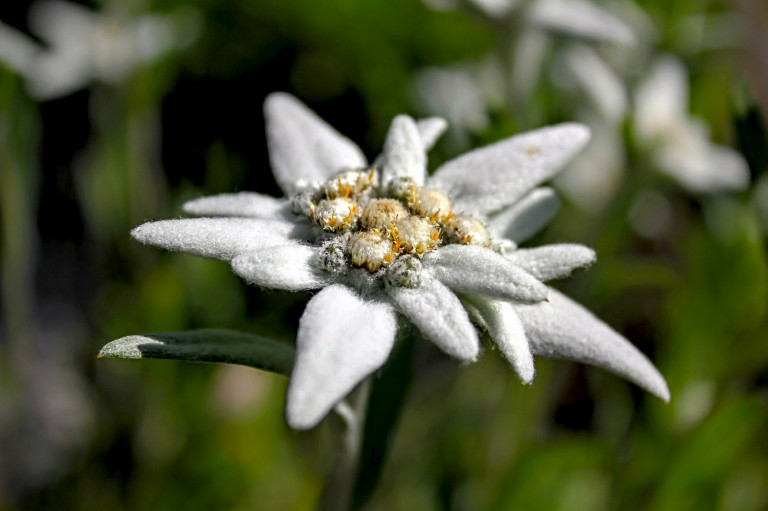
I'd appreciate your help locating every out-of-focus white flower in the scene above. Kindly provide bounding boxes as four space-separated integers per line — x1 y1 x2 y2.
0 1 201 99
419 0 636 102
524 0 635 44
411 58 504 145
557 115 625 212
562 44 628 124
129 93 669 429
634 56 749 193
554 45 627 211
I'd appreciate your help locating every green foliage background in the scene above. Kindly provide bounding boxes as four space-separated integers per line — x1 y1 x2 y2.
0 0 767 510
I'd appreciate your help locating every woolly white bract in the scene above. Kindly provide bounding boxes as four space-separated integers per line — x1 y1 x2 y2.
132 92 669 429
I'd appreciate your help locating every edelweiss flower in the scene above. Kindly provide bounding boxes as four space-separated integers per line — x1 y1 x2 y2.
132 93 669 429
634 55 749 193
0 0 200 100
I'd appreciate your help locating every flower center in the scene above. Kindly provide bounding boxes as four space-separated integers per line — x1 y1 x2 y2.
293 169 492 274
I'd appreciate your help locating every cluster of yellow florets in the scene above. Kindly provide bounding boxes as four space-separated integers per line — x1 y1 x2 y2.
298 169 492 272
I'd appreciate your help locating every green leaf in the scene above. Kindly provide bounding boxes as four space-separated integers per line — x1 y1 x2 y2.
352 331 416 511
98 329 295 376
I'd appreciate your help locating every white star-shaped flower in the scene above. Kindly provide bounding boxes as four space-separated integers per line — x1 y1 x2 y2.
634 55 749 193
132 92 669 429
0 0 200 100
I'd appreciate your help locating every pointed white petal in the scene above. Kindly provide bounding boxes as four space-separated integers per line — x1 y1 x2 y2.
634 56 689 143
427 245 548 302
486 187 560 242
655 135 750 193
513 289 670 401
467 296 534 384
231 244 327 291
182 192 292 220
264 93 367 195
527 0 635 45
428 124 590 215
387 278 479 361
131 218 309 261
417 117 449 151
286 285 397 429
379 115 427 186
506 244 596 281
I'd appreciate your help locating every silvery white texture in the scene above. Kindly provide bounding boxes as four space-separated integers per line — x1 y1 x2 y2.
133 92 669 429
0 1 201 100
634 56 749 193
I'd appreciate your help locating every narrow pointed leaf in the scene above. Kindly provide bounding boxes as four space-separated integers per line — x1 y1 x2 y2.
387 278 479 361
232 244 327 291
487 187 560 242
182 192 293 220
131 218 310 261
98 329 294 375
286 285 398 430
512 289 670 401
264 92 367 195
352 333 416 510
506 244 596 281
428 124 590 215
428 245 548 302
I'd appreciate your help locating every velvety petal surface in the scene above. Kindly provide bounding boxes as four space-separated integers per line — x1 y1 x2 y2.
131 218 309 261
182 192 293 220
231 243 327 291
486 187 560 242
387 278 479 361
506 244 596 281
513 289 670 401
264 92 367 195
286 285 398 429
416 117 448 151
427 245 548 303
379 115 427 186
467 296 534 384
428 124 590 215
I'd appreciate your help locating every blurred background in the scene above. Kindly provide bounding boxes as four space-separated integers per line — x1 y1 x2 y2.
0 0 767 509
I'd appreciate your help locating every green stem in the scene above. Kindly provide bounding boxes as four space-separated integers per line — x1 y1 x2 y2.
318 378 372 511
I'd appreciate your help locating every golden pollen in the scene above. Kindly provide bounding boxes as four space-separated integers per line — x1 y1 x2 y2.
394 215 439 254
444 213 492 247
313 198 359 232
348 230 394 271
359 199 408 231
324 170 374 199
410 187 453 223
